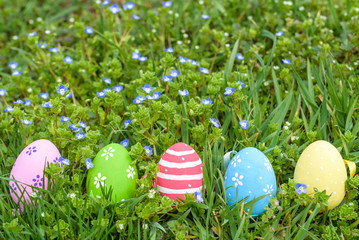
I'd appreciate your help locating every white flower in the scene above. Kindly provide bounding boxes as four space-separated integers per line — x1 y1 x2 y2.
41 212 45 217
94 172 107 189
283 125 289 130
118 223 124 230
67 193 76 199
126 165 135 179
101 146 115 160
148 189 156 199
143 224 148 230
231 173 244 187
30 192 38 197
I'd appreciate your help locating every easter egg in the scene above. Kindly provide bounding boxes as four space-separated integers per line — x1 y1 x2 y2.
86 143 138 202
294 140 348 209
156 143 203 201
9 139 62 206
224 147 277 217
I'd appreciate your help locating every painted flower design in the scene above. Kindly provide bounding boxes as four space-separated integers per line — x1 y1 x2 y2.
263 184 275 196
126 165 135 179
263 158 272 172
101 146 115 160
94 172 106 189
53 157 60 164
32 174 43 187
26 146 37 156
11 183 17 193
231 173 244 187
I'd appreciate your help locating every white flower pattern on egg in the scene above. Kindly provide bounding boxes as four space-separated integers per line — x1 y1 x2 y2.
94 172 107 189
126 165 135 179
231 172 244 187
263 158 272 172
101 146 115 160
263 184 274 196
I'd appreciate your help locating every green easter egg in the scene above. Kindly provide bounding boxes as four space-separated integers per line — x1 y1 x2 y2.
86 143 138 202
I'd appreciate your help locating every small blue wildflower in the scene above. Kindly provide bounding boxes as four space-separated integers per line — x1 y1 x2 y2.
123 2 135 10
164 47 174 53
0 89 7 96
210 118 220 128
132 52 141 60
120 139 129 148
142 84 153 94
144 146 153 155
109 3 121 14
27 32 37 37
8 62 18 69
84 27 94 34
178 89 189 97
224 87 235 95
75 132 86 140
170 70 180 77
239 120 249 129
59 157 70 165
296 183 307 195
202 98 212 105
73 128 83 133
133 96 144 104
102 0 111 5
132 14 141 20
4 106 14 112
195 191 204 203
236 81 245 88
139 56 148 62
151 92 161 100
21 119 33 125
179 56 188 63
39 93 49 99
191 60 198 65
276 31 284 37
162 76 172 82
24 100 32 106
235 53 244 60
50 47 59 53
282 59 291 65
14 99 24 104
163 1 171 7
64 56 73 63
199 67 209 74
56 85 68 96
96 91 107 98
201 14 210 19
69 124 78 130
41 101 54 108
78 121 87 128
103 78 111 84
61 116 70 123
103 88 112 93
65 92 72 98
85 158 94 169
12 70 22 76
124 120 132 129
37 43 46 49
113 84 124 92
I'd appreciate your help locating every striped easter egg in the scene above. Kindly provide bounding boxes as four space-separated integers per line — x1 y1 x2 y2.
156 143 203 201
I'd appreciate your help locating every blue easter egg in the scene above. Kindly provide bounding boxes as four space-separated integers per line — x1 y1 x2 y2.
224 147 277 217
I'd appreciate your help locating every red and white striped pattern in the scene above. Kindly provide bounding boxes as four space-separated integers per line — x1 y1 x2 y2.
156 143 203 200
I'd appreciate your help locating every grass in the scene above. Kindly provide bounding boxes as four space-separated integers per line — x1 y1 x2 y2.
0 0 359 239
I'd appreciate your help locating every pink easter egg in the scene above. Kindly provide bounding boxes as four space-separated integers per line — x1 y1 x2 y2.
156 143 203 201
9 139 61 206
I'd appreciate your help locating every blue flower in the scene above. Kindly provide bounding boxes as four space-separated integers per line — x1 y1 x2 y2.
113 84 124 92
133 96 144 104
103 88 112 93
163 1 171 7
210 118 220 128
8 62 18 69
276 31 284 37
96 91 107 98
69 124 78 130
202 98 212 105
64 56 73 63
144 146 153 155
139 56 148 62
195 191 204 203
120 139 129 148
12 70 22 76
103 78 111 84
56 85 68 96
109 3 121 14
85 158 94 169
14 99 24 104
162 76 172 82
239 120 249 129
199 67 209 74
224 87 235 95
50 47 59 53
236 81 245 88
75 132 86 140
201 14 210 19
132 52 141 60
102 0 111 5
41 101 54 108
123 2 135 10
37 43 47 49
282 59 291 65
191 60 198 65
151 92 161 100
78 121 87 128
24 100 32 106
142 84 153 94
235 53 244 60
39 93 49 99
170 70 180 77
61 116 70 122
21 119 33 125
27 32 37 37
296 183 307 195
0 89 7 96
124 120 132 129
178 89 189 97
65 92 72 98
164 47 174 53
84 27 94 34
132 14 141 20
73 127 83 133
4 106 14 112
179 56 188 63
59 157 70 165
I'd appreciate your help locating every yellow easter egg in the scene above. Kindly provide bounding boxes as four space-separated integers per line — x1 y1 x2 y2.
294 140 347 209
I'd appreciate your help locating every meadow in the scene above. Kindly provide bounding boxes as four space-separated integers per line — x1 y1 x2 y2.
0 0 359 239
